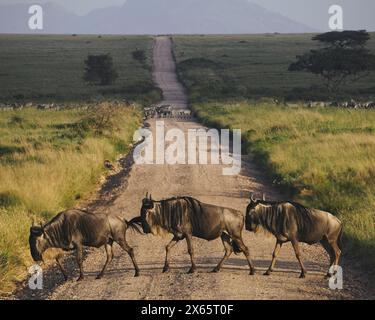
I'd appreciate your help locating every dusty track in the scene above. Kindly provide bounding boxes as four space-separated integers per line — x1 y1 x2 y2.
15 37 371 300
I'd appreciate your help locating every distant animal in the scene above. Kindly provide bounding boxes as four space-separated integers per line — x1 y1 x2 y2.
307 101 327 108
365 101 375 108
29 209 141 281
130 194 255 275
104 160 115 170
174 109 192 118
156 105 172 118
245 194 342 278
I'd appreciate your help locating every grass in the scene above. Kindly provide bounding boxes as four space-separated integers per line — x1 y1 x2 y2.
172 34 375 102
193 102 375 272
0 105 142 293
0 35 161 105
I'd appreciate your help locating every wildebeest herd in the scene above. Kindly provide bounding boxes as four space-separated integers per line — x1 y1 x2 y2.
144 104 192 119
29 193 343 282
306 99 375 109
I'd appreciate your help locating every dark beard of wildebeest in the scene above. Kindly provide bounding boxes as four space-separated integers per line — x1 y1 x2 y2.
29 209 142 281
245 194 343 279
130 193 256 275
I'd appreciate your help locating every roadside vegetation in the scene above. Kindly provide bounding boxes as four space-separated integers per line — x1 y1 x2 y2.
173 33 375 102
193 101 375 272
0 104 142 293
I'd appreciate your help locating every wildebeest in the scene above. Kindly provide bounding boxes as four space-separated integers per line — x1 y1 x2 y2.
156 105 172 118
130 194 255 274
29 209 141 281
245 194 342 278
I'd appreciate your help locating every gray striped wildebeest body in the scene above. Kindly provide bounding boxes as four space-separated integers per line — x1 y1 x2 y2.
131 194 256 275
29 209 141 281
245 194 343 278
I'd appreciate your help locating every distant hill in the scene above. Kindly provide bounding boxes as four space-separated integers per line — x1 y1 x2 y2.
0 0 314 34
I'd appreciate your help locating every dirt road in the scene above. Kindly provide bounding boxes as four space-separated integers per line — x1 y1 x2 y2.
15 37 370 300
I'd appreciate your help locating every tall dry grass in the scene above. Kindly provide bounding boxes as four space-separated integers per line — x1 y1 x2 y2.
0 104 141 293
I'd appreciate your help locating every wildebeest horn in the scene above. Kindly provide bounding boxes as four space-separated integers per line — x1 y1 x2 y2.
145 191 148 198
262 193 266 201
250 193 256 202
149 194 153 201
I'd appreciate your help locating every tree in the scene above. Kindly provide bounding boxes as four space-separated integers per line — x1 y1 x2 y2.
132 49 146 63
289 30 375 95
83 54 118 86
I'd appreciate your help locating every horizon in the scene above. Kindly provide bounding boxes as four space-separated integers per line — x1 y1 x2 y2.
0 0 375 34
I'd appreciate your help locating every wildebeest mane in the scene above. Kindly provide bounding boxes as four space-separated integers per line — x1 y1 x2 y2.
254 201 314 237
43 209 94 247
151 197 204 232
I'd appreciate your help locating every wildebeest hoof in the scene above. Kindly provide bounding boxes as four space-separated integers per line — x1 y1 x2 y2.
96 274 103 280
211 268 220 273
162 267 170 273
187 268 196 274
76 276 84 282
299 273 306 279
134 272 140 277
250 269 256 275
263 270 272 276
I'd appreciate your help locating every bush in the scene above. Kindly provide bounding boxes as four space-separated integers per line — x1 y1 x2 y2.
132 49 146 63
78 102 122 135
0 191 22 208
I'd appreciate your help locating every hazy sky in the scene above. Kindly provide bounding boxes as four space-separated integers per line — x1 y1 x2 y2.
0 0 127 15
1 0 374 30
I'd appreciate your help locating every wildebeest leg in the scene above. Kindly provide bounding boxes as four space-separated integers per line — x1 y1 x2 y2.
232 236 256 275
96 243 113 279
320 237 335 278
185 235 196 274
55 253 68 281
75 244 84 281
291 240 307 278
163 236 179 273
328 239 341 276
264 240 282 276
212 233 233 273
118 239 140 277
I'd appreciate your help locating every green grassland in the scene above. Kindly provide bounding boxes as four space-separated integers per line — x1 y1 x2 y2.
0 105 142 293
0 35 160 104
194 101 375 273
173 34 375 102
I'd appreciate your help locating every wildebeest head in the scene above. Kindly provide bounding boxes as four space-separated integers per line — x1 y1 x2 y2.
29 224 48 262
245 193 265 232
140 193 155 234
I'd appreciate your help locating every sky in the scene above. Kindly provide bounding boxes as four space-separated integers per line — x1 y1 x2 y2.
1 0 374 30
0 0 127 15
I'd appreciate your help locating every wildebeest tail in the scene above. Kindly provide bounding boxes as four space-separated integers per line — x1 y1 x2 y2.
337 224 344 250
231 239 242 255
125 217 143 234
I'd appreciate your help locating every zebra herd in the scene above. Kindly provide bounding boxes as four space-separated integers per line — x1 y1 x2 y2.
307 100 375 109
144 104 192 119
